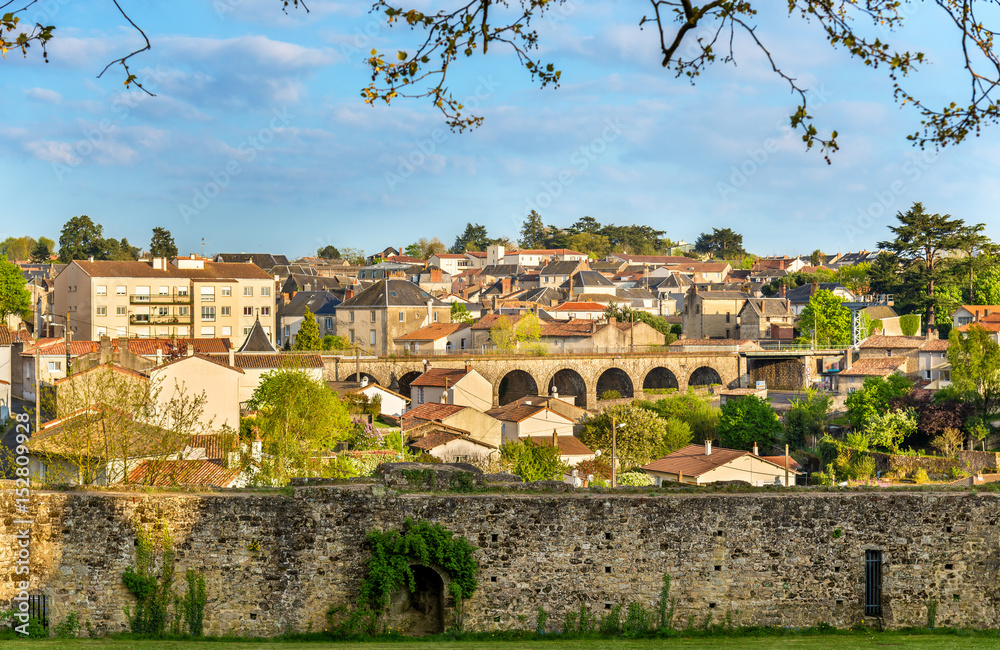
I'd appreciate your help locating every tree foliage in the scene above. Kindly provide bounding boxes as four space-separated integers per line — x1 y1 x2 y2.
717 396 781 452
695 228 745 256
149 227 178 259
29 237 54 263
845 374 913 431
519 210 546 249
948 325 1000 421
246 369 353 485
580 404 687 469
450 301 474 324
638 390 718 443
863 408 917 453
451 222 493 253
317 245 341 259
796 289 851 347
293 310 322 351
783 389 831 449
0 255 32 323
499 438 567 481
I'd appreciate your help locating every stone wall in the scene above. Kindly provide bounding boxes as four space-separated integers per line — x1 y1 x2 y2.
2 488 1000 636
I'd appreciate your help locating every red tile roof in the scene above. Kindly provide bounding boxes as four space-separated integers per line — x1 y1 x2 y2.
53 363 148 385
759 456 803 472
409 368 470 387
527 435 594 456
554 302 605 311
401 402 467 428
408 431 496 451
859 335 927 349
128 459 242 487
839 357 908 377
642 444 750 477
919 339 950 352
394 322 471 342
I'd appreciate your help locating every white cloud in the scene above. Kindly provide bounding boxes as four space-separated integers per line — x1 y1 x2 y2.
23 87 63 104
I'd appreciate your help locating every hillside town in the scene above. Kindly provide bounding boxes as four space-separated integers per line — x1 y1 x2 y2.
2 207 997 492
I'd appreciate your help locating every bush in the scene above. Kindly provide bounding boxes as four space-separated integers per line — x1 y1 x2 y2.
900 313 921 336
718 396 781 451
617 471 655 486
913 468 930 484
500 439 567 481
600 390 623 400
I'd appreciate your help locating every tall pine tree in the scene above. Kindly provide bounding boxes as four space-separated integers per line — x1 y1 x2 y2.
294 310 322 351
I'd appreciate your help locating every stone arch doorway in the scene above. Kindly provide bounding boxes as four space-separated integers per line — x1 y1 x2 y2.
689 366 723 387
642 366 678 393
547 368 588 409
596 367 634 399
498 369 539 405
394 371 423 399
387 564 445 635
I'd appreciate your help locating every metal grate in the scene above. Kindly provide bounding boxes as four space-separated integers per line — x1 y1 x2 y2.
28 594 48 629
865 550 882 617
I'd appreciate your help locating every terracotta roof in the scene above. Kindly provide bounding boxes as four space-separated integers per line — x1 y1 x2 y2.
506 248 586 256
839 357 908 377
408 431 495 451
920 339 950 352
205 353 324 369
394 322 471 342
401 402 468 428
465 251 487 258
53 363 148 385
153 353 245 374
554 302 605 311
540 321 599 337
432 253 467 259
527 435 594 456
184 433 239 459
642 444 750 477
0 326 12 346
71 259 272 280
409 367 472 388
760 456 803 472
859 335 927 349
32 409 185 458
128 459 242 487
486 403 547 422
957 321 1000 333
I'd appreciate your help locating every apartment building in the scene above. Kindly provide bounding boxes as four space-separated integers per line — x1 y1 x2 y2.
53 256 276 347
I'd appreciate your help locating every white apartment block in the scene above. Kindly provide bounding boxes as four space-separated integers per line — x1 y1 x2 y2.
53 256 276 346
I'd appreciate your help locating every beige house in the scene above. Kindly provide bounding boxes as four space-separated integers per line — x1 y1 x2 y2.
408 365 492 412
642 442 799 486
335 279 450 355
148 355 243 430
918 339 951 389
356 383 411 418
486 402 577 443
53 257 276 348
429 253 476 277
682 288 748 339
394 322 473 354
857 335 929 374
406 426 496 463
836 357 908 395
540 318 664 352
401 402 503 447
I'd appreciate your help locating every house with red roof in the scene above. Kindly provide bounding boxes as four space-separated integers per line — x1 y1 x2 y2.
408 362 493 412
642 441 799 486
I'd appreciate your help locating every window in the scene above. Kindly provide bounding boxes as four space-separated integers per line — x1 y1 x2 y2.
418 387 424 404
370 310 377 322
925 370 932 380
886 350 892 357
158 286 169 295
48 361 61 371
433 312 439 322
349 330 355 343
178 306 189 316
96 285 107 295
116 286 126 295
865 550 883 617
261 306 270 316
243 327 251 335
221 306 231 317
222 326 231 336
284 325 291 336
96 306 107 316
261 286 270 297
399 311 405 322
325 317 333 329
244 286 253 296
349 312 355 323
221 287 232 297
200 327 215 337
158 307 168 316
460 337 466 349
243 307 253 317
726 312 731 323
201 306 216 321
177 286 189 296
200 287 215 301
116 306 127 316
370 330 377 345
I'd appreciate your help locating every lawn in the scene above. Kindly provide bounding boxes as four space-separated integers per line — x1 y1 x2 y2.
5 635 1000 650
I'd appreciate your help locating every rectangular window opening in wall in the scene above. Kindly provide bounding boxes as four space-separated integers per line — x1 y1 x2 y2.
709 603 717 609
604 603 612 610
491 534 498 542
836 600 844 605
222 287 232 297
865 549 883 617
28 594 48 630
945 563 954 570
946 526 953 533
714 565 722 572
604 566 611 574
605 532 613 540
954 594 961 601
250 613 257 620
490 576 497 583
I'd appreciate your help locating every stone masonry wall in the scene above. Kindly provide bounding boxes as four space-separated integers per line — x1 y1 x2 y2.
2 488 1000 635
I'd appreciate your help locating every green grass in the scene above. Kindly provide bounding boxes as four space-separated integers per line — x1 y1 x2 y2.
6 634 1000 649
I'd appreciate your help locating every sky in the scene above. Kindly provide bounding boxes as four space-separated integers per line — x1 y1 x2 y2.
2 1 1000 259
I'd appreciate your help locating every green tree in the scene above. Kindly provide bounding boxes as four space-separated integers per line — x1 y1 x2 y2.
953 223 995 303
835 262 871 296
0 256 32 322
639 390 719 443
877 202 968 330
293 310 322 351
717 396 781 452
149 227 178 259
499 439 567 481
783 389 832 449
899 314 921 336
0 236 35 262
948 325 1000 421
450 222 491 253
863 408 917 453
414 237 446 259
58 215 105 263
246 369 353 485
450 302 474 324
809 249 824 266
797 289 851 347
29 238 53 263
973 261 1000 305
339 247 366 265
317 245 341 259
867 252 902 297
565 232 611 259
580 404 679 468
694 227 745 256
519 210 547 249
845 374 913 430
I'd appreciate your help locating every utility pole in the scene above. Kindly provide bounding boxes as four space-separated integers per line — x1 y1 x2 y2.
785 443 790 487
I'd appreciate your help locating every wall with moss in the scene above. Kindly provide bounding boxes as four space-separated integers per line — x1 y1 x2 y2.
1 487 999 635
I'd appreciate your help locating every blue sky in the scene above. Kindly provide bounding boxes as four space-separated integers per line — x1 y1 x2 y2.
3 1 999 259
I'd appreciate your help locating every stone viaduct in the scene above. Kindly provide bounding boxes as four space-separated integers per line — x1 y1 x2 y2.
324 352 747 409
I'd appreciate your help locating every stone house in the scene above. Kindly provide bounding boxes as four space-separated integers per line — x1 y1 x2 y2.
737 298 794 340
335 279 450 355
835 357 909 395
857 335 929 374
414 266 453 293
406 427 496 463
428 253 475 277
682 287 748 339
540 318 664 352
539 260 585 289
641 441 799 486
408 364 492 412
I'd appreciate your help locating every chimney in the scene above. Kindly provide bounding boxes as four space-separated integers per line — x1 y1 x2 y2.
99 334 112 365
609 316 617 325
423 359 431 373
705 440 712 456
186 342 194 357
345 288 354 300
753 442 759 456
465 360 472 374
155 347 163 366
779 284 787 298
228 347 235 367
426 297 433 323
305 282 312 292
552 428 558 448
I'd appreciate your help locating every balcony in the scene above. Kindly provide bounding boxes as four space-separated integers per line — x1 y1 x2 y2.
129 293 193 305
129 314 194 325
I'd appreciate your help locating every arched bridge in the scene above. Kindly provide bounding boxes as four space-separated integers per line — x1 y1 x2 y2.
324 352 747 409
